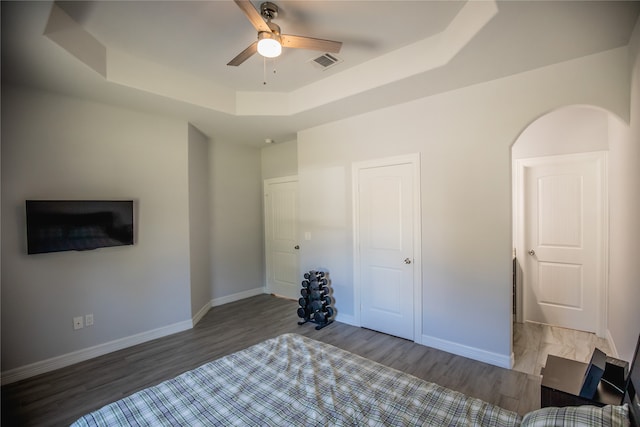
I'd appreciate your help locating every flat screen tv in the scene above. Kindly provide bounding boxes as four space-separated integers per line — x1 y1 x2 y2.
25 200 134 254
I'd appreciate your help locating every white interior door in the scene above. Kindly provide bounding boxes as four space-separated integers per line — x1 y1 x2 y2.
354 156 420 341
264 177 299 299
519 153 606 334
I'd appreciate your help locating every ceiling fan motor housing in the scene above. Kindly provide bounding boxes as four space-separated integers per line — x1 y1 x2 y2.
261 2 278 20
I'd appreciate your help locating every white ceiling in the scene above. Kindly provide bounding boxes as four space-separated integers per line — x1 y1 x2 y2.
2 1 639 147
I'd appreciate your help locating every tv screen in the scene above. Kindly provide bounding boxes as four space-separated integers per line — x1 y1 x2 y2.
25 200 134 254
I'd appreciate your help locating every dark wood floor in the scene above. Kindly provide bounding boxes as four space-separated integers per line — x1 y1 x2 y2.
2 294 541 426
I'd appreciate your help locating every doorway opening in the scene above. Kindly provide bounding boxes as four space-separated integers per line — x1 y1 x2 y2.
511 105 622 375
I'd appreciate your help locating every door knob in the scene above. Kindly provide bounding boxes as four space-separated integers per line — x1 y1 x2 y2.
294 245 300 250
528 249 536 256
404 258 412 264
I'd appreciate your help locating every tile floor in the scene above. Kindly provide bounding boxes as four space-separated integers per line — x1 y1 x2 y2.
513 322 612 376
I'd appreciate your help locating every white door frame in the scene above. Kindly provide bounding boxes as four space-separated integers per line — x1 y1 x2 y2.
352 153 422 342
263 175 299 297
513 152 608 337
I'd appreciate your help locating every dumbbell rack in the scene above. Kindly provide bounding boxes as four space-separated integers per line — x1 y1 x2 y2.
297 270 334 330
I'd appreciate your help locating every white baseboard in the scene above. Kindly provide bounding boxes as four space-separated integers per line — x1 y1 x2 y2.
211 287 265 307
420 334 512 369
192 301 212 327
1 319 192 386
2 288 268 385
335 313 357 326
329 315 512 368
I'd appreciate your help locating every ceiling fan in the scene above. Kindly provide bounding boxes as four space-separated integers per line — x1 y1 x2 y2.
227 0 343 66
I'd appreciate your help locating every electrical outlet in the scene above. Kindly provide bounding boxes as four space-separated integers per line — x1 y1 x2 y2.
73 316 84 330
85 313 94 327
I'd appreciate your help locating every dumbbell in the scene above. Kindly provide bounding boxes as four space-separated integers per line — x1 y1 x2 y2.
305 270 326 279
298 297 308 307
324 306 335 320
308 290 321 301
313 311 330 324
301 287 324 298
309 287 331 300
311 279 329 289
309 299 329 312
297 307 312 318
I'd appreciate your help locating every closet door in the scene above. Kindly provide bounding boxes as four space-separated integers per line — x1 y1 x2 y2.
354 155 421 341
264 176 299 299
520 153 606 334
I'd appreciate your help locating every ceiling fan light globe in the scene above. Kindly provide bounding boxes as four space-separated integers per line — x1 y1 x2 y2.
257 38 282 58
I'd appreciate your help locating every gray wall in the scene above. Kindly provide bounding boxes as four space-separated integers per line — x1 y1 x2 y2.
607 24 640 363
1 86 192 371
512 106 609 159
209 140 264 300
297 47 631 365
0 86 266 377
261 139 298 180
188 124 212 318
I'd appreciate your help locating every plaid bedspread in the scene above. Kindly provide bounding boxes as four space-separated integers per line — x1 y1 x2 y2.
71 333 522 426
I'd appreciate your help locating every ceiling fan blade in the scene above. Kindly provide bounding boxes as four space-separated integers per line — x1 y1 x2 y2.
234 0 271 33
281 35 342 53
227 41 258 66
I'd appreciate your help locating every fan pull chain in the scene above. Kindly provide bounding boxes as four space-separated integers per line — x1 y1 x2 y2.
263 57 267 85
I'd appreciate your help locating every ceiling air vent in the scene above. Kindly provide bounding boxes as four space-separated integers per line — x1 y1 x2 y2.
309 53 342 70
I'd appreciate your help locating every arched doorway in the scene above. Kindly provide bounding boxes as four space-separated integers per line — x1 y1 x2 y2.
511 105 624 375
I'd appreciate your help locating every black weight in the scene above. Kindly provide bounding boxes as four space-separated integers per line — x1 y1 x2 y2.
299 270 333 328
309 290 325 300
325 306 335 319
314 311 327 323
312 297 333 311
310 300 324 311
310 287 330 298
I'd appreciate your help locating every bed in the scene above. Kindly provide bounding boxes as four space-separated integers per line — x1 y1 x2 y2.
71 333 634 427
